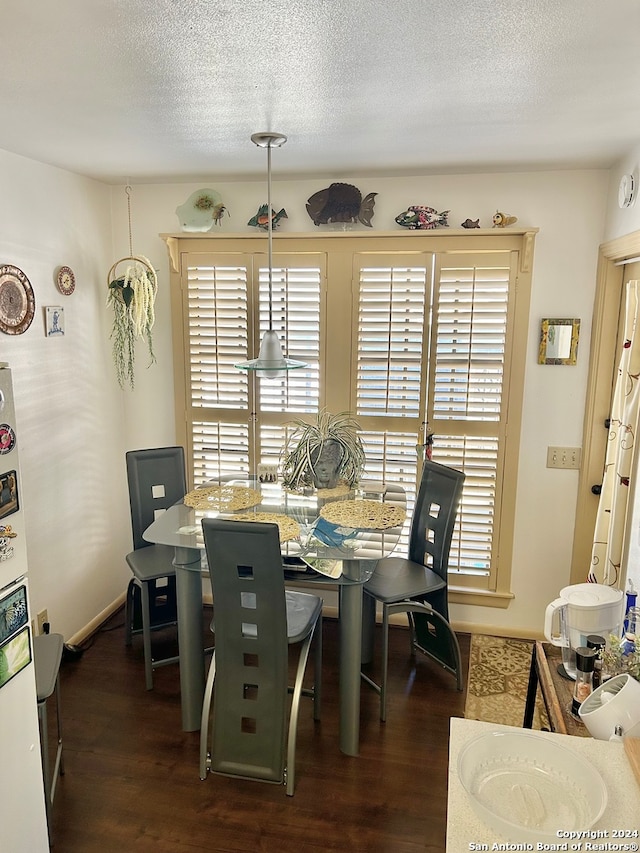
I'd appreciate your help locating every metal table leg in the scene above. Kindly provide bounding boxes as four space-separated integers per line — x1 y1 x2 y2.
174 546 205 732
339 564 364 756
361 592 376 665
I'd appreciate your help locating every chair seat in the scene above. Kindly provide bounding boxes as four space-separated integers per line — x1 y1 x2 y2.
285 591 323 643
126 543 176 582
33 633 64 702
364 556 445 604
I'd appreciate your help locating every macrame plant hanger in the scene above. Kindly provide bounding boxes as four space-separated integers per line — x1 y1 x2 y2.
107 184 157 288
106 184 157 389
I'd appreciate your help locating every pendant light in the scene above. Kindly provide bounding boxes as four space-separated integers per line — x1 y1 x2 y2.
235 131 306 379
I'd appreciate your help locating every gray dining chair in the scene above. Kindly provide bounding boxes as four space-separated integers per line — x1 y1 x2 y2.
199 517 322 795
361 459 465 721
124 446 186 690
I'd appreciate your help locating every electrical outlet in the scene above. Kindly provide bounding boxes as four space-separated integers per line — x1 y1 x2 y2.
257 463 279 483
546 446 582 469
36 609 48 634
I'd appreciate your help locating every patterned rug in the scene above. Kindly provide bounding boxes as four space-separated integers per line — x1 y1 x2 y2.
464 634 549 729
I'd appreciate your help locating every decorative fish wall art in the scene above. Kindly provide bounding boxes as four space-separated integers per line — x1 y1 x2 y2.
247 204 288 230
461 218 481 229
306 183 377 227
492 210 518 228
395 206 449 230
176 189 228 231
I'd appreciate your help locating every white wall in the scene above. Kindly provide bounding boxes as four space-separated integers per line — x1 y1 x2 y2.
0 149 131 640
111 169 609 638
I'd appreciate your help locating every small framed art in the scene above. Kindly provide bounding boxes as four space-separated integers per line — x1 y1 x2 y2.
46 306 65 337
0 469 18 519
0 627 32 690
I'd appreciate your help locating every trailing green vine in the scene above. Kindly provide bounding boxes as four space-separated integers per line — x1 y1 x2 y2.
106 255 157 389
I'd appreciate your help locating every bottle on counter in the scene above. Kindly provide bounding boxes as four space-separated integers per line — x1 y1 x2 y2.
571 646 596 718
621 605 639 656
623 580 637 635
586 634 606 689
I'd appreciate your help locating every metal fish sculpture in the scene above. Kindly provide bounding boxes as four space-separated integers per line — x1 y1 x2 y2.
247 204 288 230
395 206 449 230
492 210 518 228
461 218 481 229
306 183 377 227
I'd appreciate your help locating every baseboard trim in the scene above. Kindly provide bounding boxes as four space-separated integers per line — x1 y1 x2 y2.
66 593 126 646
67 593 542 647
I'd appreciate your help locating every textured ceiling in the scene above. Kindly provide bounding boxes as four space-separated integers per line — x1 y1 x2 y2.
1 1 640 184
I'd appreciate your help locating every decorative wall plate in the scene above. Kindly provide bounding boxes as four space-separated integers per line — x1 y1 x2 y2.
0 265 35 335
56 265 75 296
618 173 636 209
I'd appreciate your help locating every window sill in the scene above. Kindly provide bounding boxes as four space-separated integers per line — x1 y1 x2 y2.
449 586 515 609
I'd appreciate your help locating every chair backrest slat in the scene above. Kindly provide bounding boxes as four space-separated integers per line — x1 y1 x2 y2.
201 518 288 783
126 447 186 550
408 460 465 585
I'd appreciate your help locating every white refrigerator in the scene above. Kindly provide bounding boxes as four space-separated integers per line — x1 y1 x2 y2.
0 364 50 850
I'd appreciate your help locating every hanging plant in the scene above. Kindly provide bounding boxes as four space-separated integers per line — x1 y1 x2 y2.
106 255 157 389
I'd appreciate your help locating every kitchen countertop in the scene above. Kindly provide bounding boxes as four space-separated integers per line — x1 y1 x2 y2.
447 717 640 851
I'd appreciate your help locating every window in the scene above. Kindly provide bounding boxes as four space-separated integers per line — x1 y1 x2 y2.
166 231 535 603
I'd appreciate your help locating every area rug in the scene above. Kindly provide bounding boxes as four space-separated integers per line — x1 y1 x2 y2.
464 634 549 730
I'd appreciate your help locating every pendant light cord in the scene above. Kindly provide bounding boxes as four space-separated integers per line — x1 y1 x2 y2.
266 143 274 331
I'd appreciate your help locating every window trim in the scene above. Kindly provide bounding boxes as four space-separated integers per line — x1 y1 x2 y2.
163 228 538 607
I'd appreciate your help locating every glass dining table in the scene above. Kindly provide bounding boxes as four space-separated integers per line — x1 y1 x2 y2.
142 479 406 756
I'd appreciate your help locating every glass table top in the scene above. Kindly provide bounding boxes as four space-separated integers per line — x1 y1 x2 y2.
143 479 406 583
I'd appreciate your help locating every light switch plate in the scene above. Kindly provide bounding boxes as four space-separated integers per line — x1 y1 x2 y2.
546 446 582 469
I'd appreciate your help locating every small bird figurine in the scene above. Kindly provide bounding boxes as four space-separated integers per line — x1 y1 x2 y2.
461 218 480 229
247 204 288 230
492 210 518 228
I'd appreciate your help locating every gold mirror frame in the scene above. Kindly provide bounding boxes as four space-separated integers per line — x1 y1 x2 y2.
538 318 580 365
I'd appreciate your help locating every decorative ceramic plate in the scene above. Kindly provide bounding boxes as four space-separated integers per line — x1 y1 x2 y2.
56 266 75 296
0 265 35 335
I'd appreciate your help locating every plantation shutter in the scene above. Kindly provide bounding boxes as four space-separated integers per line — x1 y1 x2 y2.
183 251 323 484
427 251 517 589
172 232 534 601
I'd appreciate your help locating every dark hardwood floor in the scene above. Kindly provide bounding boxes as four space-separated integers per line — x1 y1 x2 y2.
49 609 470 852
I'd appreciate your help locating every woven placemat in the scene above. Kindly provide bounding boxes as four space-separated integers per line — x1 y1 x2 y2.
228 512 301 542
183 484 262 511
319 499 405 530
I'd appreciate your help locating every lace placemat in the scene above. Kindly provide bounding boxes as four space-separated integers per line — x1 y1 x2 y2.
228 512 301 542
183 484 262 511
319 499 405 530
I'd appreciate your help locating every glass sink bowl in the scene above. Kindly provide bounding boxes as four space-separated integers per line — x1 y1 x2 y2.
457 730 607 844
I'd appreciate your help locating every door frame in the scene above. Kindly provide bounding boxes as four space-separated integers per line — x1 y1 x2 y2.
571 228 640 583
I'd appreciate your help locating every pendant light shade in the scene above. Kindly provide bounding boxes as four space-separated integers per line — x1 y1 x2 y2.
235 131 306 379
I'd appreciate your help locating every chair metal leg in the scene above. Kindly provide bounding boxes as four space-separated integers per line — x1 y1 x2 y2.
199 651 217 780
380 604 390 722
313 614 322 722
140 581 154 690
38 701 52 829
124 579 135 646
286 624 317 796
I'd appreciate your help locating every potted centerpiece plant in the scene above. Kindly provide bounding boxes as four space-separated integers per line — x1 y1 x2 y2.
107 255 157 390
280 409 366 491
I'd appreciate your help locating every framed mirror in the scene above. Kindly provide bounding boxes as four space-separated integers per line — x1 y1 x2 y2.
538 318 580 365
